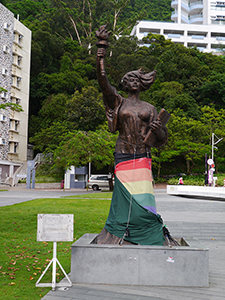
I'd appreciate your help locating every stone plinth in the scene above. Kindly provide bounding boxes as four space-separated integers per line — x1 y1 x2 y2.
71 233 209 287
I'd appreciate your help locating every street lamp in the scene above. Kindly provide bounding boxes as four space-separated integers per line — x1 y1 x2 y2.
212 133 223 162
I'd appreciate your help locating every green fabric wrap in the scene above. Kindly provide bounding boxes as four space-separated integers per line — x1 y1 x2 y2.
105 176 164 245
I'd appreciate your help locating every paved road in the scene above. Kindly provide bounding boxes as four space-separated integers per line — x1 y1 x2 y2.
1 186 225 299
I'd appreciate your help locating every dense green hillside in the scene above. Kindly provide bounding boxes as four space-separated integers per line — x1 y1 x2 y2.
4 0 172 29
2 0 225 176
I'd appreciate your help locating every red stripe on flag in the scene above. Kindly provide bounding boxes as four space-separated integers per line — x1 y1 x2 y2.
115 157 152 173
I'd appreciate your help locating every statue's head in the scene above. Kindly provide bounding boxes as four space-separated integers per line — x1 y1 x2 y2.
121 69 156 92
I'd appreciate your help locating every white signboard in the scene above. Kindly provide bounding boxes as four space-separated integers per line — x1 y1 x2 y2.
37 214 74 241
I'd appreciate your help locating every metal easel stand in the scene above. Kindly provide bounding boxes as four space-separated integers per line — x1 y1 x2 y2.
36 241 72 291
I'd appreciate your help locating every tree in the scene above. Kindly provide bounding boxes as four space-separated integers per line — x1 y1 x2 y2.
151 112 211 176
66 86 106 131
151 81 200 119
29 21 65 76
198 73 225 108
29 121 72 153
200 106 225 172
29 52 92 118
142 33 173 57
109 0 141 37
50 0 98 47
5 0 47 22
29 93 70 138
53 126 118 171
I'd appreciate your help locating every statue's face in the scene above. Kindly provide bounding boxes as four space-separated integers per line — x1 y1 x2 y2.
127 76 141 92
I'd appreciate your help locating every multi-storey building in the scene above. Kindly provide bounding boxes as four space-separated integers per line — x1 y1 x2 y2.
0 3 31 183
131 1 225 52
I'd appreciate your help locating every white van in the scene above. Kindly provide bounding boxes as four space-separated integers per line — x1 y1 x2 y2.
88 174 113 190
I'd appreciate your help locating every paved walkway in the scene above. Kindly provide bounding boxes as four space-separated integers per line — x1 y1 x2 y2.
0 184 96 207
1 185 225 299
0 183 167 207
41 188 225 300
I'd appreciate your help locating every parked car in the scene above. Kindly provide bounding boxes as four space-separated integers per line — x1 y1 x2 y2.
88 174 114 191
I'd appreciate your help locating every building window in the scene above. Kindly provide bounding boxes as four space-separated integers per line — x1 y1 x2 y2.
15 121 19 131
14 143 18 153
12 54 16 64
18 56 22 66
17 77 21 88
18 35 23 44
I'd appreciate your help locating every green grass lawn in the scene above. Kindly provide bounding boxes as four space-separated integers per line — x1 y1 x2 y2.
0 193 112 300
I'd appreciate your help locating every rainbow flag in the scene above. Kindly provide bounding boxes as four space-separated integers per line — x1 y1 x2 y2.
105 157 164 245
115 157 157 215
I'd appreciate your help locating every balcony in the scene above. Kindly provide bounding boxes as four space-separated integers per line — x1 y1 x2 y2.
181 13 190 23
171 1 203 13
189 13 203 24
181 1 189 13
171 11 178 22
189 1 203 14
171 0 178 10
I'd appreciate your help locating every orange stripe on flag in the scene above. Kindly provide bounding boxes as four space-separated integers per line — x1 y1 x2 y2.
116 168 153 183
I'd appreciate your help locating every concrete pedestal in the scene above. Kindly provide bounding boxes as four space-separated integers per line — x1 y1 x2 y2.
71 234 209 287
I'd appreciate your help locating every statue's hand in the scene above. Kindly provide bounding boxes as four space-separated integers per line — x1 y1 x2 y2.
150 120 162 131
149 120 165 142
97 48 106 58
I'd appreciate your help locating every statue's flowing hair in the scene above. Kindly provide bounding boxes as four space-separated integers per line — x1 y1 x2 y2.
121 70 156 92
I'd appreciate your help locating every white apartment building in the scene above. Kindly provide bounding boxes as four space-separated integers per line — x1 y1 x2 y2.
0 3 31 183
131 1 225 52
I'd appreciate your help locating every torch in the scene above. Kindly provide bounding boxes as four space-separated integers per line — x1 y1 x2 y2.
96 25 111 76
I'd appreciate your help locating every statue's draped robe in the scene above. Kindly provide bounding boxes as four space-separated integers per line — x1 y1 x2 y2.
104 153 164 245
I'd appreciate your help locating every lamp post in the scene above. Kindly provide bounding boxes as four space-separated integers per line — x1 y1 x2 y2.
212 133 223 162
209 133 223 186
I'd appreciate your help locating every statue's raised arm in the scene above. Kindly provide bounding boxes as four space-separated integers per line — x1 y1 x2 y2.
96 25 123 132
96 25 120 110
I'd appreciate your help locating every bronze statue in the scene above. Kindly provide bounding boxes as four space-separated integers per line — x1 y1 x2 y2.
95 25 170 246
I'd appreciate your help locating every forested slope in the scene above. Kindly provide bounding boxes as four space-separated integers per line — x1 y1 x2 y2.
2 0 225 176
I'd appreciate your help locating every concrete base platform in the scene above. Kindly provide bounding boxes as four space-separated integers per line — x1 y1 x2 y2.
167 185 225 199
71 233 209 287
